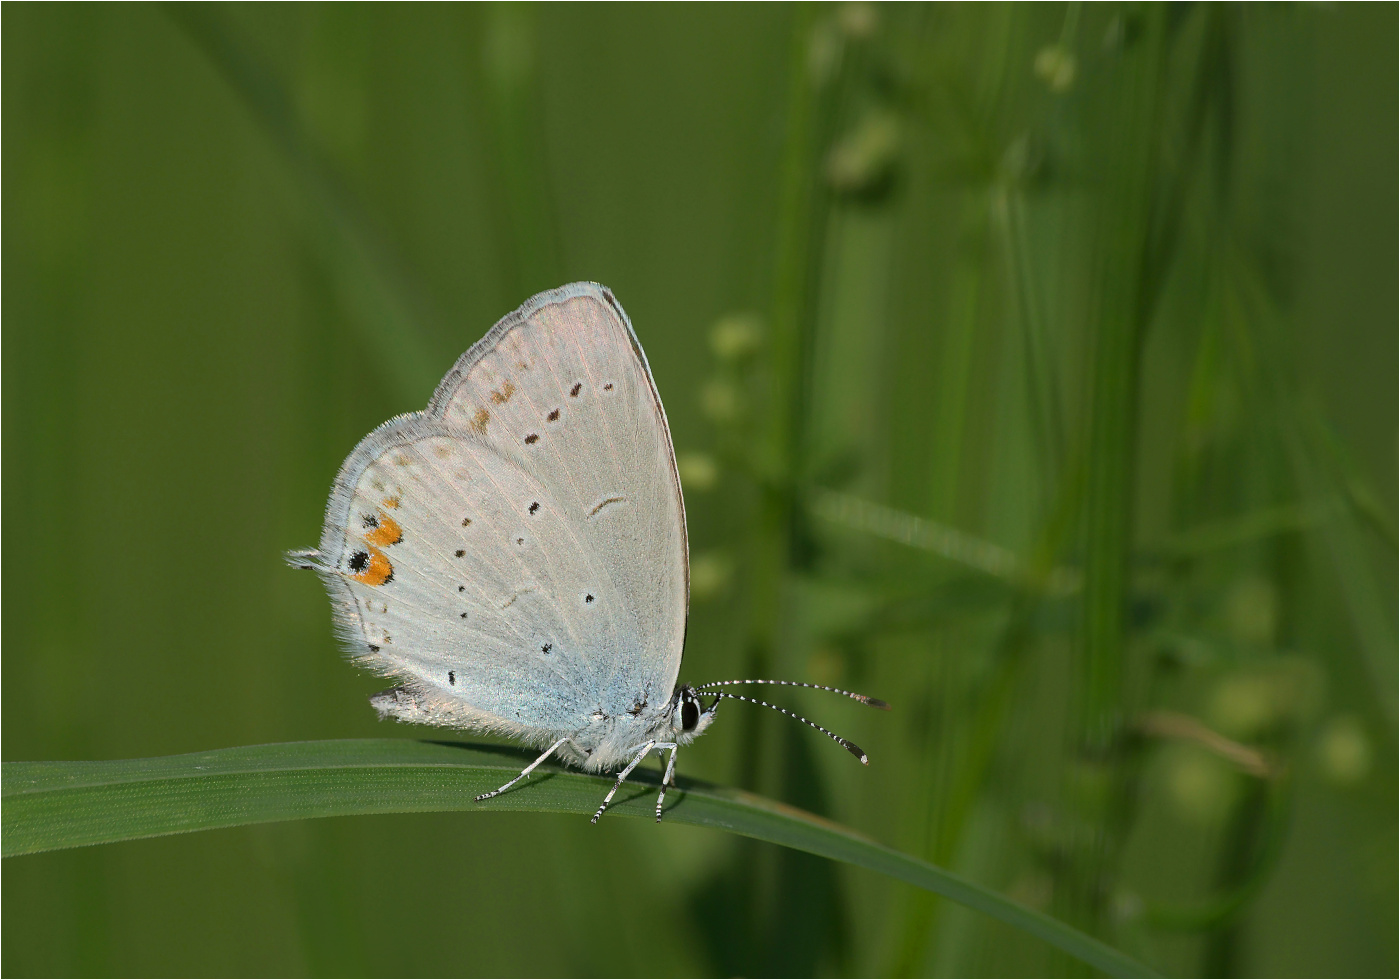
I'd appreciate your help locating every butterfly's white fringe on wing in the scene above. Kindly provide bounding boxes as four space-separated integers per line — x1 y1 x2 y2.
285 548 329 571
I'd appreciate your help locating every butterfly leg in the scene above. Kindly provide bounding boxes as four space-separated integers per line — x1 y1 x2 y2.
475 736 572 802
654 743 679 823
591 740 657 824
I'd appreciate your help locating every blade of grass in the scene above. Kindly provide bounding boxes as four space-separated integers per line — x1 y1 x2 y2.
1152 498 1341 558
1078 6 1164 753
2 739 1155 978
809 487 1082 594
891 454 1089 974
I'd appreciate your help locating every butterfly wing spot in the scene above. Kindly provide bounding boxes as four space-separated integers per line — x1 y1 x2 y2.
459 612 468 619
455 549 466 557
382 496 400 509
524 433 540 445
490 378 518 403
570 382 582 397
528 501 540 515
589 495 627 517
585 594 595 604
516 537 525 546
364 510 402 547
448 670 456 686
434 444 453 459
349 546 394 586
461 517 472 526
457 585 466 592
490 381 517 404
603 383 614 391
547 408 560 422
541 642 552 654
471 408 490 434
361 513 378 529
368 644 380 653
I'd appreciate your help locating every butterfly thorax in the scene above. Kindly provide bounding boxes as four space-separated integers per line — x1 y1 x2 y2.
564 684 716 771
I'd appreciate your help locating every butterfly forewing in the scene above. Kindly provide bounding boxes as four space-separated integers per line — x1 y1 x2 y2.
309 284 688 737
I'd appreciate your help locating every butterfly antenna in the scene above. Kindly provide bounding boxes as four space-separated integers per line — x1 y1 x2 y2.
708 691 870 764
695 678 889 710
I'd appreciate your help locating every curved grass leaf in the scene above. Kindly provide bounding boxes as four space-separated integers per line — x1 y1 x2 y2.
2 739 1153 977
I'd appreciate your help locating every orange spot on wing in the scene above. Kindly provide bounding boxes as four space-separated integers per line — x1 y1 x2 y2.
471 408 489 434
490 381 516 405
365 510 402 547
382 496 401 509
353 547 394 587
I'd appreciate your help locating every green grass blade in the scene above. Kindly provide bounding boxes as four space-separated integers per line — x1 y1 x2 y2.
3 739 1156 978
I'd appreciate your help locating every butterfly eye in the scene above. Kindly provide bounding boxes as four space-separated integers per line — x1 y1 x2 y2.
681 699 700 732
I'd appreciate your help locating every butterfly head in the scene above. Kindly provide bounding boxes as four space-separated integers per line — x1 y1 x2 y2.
671 684 718 743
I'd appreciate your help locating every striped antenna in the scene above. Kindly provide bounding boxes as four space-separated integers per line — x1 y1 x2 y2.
695 678 890 710
707 691 869 764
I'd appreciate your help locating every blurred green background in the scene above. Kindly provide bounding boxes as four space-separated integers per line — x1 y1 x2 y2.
4 4 1395 976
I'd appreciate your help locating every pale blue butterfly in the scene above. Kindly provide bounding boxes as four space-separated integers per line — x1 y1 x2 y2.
290 283 887 822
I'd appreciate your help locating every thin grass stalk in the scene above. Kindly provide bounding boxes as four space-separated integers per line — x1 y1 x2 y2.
891 453 1088 975
1067 5 1169 939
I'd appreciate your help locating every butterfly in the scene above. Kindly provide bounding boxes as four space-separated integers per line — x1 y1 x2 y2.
289 283 886 823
